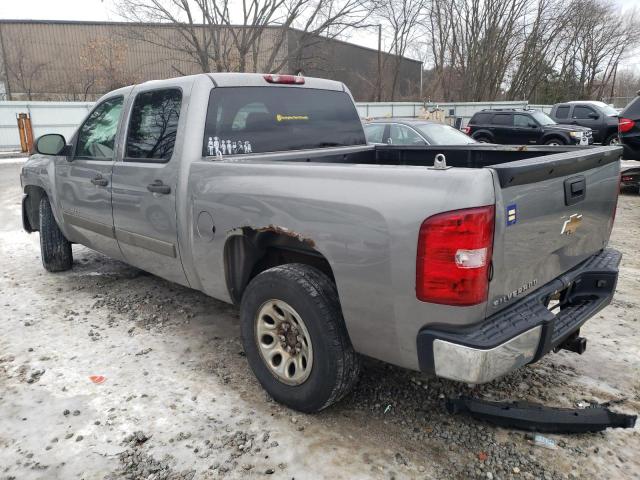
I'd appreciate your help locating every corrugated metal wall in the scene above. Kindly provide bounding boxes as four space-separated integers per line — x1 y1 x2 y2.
0 20 420 102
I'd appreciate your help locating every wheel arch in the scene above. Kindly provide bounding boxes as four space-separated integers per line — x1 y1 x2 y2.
541 133 568 144
224 226 336 305
471 129 493 141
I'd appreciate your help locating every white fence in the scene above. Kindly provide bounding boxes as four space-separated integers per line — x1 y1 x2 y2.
356 100 553 126
0 101 93 151
0 100 554 151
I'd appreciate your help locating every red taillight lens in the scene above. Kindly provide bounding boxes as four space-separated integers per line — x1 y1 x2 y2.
619 117 635 133
416 205 495 306
463 126 471 135
263 74 305 85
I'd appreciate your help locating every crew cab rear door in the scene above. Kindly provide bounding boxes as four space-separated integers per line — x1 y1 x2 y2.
486 146 620 315
111 79 191 286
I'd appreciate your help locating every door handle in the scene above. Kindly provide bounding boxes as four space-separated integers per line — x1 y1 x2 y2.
90 174 108 187
147 180 171 194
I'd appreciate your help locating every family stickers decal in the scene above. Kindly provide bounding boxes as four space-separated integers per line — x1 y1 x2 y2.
207 136 253 156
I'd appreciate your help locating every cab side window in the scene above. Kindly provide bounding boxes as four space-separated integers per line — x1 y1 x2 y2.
75 96 124 160
573 106 597 120
126 89 182 162
492 114 513 126
555 106 570 119
514 114 532 127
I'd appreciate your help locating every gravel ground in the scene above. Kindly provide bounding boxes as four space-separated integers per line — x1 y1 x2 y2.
1 160 639 480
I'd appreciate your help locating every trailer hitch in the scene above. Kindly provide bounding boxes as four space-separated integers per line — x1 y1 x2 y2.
447 396 636 433
554 331 587 355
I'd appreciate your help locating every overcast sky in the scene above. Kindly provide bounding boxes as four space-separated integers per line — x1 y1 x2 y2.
1 0 639 67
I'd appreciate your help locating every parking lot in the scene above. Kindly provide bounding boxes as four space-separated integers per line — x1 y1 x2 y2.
0 158 639 480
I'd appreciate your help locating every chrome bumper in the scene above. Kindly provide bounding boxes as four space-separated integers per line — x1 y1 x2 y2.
432 326 542 383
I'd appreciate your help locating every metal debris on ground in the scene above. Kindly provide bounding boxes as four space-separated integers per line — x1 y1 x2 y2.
447 396 637 433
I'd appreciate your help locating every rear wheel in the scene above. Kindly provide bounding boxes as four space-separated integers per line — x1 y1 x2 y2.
605 133 620 146
240 264 360 412
474 135 491 143
544 138 565 146
38 197 73 272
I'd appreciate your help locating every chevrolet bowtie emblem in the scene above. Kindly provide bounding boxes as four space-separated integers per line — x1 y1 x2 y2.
561 213 583 235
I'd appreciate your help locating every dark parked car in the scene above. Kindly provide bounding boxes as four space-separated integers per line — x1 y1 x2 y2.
618 93 640 160
363 119 476 145
465 108 593 146
620 161 640 192
550 101 619 145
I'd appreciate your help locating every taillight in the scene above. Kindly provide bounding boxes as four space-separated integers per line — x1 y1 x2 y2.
263 74 305 85
463 126 471 135
416 205 495 306
619 117 635 133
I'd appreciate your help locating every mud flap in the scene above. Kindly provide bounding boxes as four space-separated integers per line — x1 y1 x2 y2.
22 194 34 233
447 396 637 433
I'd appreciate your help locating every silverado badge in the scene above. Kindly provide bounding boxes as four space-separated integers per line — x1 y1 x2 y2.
561 213 582 236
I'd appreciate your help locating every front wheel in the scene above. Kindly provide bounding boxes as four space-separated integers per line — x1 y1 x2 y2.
39 197 73 272
544 138 565 146
240 264 360 412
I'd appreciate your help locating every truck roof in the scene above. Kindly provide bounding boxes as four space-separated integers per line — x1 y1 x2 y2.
134 72 346 92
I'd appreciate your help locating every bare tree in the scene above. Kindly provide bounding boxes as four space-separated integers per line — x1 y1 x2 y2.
371 0 426 100
115 0 370 74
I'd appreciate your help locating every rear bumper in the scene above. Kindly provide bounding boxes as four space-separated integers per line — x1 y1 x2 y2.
417 248 621 383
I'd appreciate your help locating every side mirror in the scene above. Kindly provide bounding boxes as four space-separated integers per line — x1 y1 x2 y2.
529 123 537 128
588 113 599 120
35 134 67 155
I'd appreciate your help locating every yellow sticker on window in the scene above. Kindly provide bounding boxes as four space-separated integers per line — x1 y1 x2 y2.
276 114 309 122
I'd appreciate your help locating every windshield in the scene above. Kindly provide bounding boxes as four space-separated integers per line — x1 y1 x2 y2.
415 123 477 145
529 111 556 126
590 102 619 116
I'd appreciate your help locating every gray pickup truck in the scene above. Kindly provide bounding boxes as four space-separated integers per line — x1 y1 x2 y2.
21 73 622 413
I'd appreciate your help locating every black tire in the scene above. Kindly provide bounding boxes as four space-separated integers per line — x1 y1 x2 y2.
240 264 360 412
474 135 491 143
38 197 73 272
544 137 565 146
605 133 620 146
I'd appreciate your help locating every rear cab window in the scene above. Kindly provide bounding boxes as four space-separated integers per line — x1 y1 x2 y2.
203 87 366 156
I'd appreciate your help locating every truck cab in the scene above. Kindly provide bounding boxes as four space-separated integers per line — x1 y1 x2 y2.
550 101 620 145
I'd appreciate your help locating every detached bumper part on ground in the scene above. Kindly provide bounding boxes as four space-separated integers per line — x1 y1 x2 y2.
418 248 621 383
447 397 637 433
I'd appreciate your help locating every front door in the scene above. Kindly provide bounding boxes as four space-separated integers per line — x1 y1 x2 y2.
513 114 539 144
571 105 603 142
56 95 125 260
111 85 189 286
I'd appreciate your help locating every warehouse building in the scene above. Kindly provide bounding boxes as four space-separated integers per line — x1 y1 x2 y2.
0 20 422 102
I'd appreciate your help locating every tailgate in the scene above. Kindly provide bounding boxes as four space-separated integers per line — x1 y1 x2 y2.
487 146 621 314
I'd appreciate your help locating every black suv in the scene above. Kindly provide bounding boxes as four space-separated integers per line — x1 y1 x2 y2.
465 109 593 146
619 93 640 160
550 101 619 145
